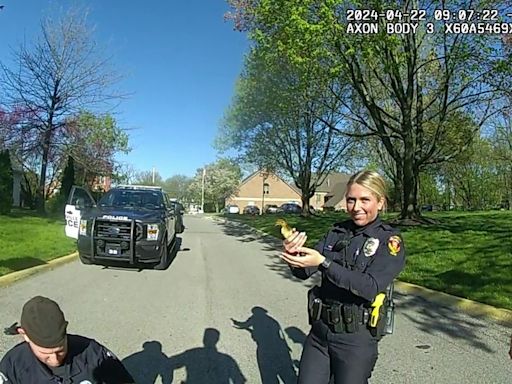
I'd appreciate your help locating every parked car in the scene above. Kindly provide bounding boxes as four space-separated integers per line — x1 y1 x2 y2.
65 185 179 269
280 202 302 214
243 205 260 215
169 200 185 233
224 204 240 214
264 204 282 214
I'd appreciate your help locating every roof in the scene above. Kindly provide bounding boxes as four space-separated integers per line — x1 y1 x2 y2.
315 173 351 193
322 181 348 208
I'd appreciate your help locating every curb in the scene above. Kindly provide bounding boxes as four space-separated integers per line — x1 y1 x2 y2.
0 252 78 288
394 281 512 327
215 216 512 328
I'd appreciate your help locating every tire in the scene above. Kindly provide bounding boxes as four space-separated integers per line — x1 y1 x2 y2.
79 254 93 265
154 234 169 270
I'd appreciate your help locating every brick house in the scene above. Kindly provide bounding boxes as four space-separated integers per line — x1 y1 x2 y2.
315 173 352 211
226 170 351 212
225 171 301 211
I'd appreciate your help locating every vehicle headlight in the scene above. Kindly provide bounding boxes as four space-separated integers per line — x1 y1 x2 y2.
79 219 87 236
146 224 159 240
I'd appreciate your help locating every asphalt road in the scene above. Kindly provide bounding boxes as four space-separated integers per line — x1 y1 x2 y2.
0 215 511 383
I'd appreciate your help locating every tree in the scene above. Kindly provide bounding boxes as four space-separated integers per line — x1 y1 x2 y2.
133 170 164 186
227 0 512 222
0 8 123 213
0 149 13 214
163 175 193 202
188 159 242 212
58 155 75 202
439 138 502 210
491 108 512 209
218 41 354 215
65 111 129 186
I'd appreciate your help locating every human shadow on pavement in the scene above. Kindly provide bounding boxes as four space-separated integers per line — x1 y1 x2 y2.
167 328 246 383
285 326 307 371
395 291 494 353
122 340 172 384
232 306 297 384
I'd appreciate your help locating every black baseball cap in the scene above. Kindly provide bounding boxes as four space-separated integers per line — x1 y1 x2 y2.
20 296 68 348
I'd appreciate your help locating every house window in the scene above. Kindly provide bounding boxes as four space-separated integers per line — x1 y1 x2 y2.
263 183 270 194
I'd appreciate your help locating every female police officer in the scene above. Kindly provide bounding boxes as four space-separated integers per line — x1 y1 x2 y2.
280 170 405 384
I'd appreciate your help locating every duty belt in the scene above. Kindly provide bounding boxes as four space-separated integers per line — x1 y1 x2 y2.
312 300 369 333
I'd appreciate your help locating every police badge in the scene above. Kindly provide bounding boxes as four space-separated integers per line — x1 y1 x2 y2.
363 238 380 257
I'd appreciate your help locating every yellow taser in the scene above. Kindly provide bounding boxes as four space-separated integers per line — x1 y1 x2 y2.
370 293 386 327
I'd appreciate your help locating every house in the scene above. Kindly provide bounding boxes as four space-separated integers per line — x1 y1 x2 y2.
313 173 352 211
225 171 301 211
226 170 351 212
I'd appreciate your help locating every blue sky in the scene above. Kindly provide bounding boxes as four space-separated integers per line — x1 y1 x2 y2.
0 0 248 179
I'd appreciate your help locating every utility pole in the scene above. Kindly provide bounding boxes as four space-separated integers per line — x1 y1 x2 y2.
152 167 155 184
201 167 206 212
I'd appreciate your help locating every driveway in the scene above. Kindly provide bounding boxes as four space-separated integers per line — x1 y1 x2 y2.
0 215 510 383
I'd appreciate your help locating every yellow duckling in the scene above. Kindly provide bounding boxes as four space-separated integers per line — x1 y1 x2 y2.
275 218 294 239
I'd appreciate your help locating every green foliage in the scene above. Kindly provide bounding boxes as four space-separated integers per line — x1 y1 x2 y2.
227 0 512 219
188 158 243 212
0 210 76 276
67 111 130 186
163 175 193 202
0 150 14 214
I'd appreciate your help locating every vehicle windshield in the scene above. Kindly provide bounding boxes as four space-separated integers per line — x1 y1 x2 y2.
98 189 164 210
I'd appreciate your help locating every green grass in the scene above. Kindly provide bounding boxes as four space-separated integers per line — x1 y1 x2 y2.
0 209 77 277
227 210 512 310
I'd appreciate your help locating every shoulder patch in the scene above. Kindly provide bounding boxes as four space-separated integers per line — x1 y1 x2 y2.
387 235 401 256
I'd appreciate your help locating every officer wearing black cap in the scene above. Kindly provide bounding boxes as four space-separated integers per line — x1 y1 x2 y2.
0 296 134 384
280 170 406 384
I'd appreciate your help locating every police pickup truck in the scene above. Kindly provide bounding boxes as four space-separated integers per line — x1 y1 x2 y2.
65 185 183 269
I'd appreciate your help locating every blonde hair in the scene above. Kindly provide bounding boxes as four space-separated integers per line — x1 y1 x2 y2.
346 170 388 209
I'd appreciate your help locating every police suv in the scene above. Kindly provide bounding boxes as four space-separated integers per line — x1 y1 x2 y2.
65 185 183 269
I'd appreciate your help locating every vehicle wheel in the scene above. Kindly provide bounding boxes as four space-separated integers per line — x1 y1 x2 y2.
79 254 92 265
178 222 185 234
154 234 169 270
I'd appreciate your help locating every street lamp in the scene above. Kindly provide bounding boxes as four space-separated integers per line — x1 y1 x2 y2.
260 170 269 215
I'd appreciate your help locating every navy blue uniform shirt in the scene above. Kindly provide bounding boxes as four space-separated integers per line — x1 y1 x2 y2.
291 217 406 304
0 334 134 384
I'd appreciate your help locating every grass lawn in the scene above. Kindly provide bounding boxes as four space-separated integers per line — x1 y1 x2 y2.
227 210 512 311
0 210 77 277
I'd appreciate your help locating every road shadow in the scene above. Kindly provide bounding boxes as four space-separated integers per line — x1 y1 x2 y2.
167 328 246 383
122 340 171 384
395 291 494 352
215 218 319 287
231 306 297 384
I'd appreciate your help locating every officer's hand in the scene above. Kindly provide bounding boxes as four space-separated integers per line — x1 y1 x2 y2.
283 231 307 254
280 246 324 268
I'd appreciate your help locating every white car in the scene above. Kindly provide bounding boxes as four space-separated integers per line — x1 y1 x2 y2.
225 204 240 214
